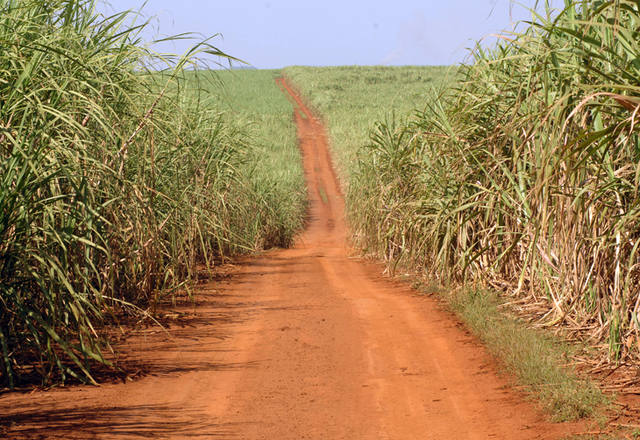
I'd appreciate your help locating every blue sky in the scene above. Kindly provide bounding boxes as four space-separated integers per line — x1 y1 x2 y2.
98 1 560 68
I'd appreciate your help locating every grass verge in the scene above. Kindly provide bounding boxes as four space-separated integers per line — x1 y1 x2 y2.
438 285 608 421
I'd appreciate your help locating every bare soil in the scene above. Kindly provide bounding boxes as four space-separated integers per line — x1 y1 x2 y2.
0 79 586 439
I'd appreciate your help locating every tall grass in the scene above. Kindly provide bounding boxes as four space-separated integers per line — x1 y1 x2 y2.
196 69 306 249
350 0 640 361
0 0 303 388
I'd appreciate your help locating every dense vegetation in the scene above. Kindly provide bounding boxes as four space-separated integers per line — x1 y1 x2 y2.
0 0 303 388
338 1 639 361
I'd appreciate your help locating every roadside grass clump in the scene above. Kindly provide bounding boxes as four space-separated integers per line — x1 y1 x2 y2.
0 0 303 389
349 0 640 363
444 287 607 421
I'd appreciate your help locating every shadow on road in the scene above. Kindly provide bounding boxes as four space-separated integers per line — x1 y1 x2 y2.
1 402 248 439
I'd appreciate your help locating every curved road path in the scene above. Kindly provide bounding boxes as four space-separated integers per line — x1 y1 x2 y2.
0 79 582 439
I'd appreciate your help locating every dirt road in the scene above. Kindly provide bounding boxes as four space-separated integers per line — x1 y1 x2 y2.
0 79 582 439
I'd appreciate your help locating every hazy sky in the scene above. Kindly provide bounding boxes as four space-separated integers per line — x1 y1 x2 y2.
98 1 560 68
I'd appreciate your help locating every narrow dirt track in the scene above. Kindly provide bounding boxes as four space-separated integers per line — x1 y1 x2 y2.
0 79 583 439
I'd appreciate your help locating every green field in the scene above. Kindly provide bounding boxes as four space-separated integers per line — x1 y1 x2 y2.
283 66 453 182
191 69 306 249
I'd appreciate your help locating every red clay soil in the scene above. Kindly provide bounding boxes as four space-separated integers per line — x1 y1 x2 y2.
0 79 586 439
